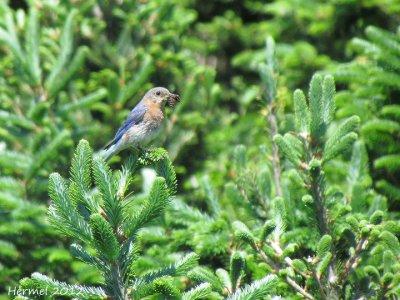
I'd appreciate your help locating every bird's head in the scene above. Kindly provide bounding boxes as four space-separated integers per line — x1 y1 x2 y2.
143 87 180 108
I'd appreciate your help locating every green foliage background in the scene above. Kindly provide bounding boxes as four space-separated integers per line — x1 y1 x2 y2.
0 0 399 299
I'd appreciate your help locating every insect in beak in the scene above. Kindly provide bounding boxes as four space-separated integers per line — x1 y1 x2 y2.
167 93 180 107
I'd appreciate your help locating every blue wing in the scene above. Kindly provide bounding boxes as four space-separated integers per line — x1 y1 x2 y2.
104 102 147 149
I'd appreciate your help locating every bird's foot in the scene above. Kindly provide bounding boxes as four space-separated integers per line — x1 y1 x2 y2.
138 147 168 166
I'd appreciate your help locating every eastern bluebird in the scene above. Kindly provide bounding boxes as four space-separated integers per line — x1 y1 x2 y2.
102 87 180 160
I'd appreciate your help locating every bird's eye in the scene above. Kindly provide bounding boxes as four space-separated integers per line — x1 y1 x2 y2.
156 91 161 96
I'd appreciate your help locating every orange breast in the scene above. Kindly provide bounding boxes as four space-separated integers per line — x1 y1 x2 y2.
144 101 164 122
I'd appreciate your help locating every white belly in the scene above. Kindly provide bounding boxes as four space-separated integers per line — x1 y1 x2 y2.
123 122 161 148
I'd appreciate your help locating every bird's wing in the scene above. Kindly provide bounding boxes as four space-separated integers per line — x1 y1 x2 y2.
104 102 147 149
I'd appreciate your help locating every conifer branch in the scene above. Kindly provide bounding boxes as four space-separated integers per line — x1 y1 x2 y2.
22 141 196 299
20 273 107 299
268 106 283 197
227 275 278 300
262 37 283 197
107 263 128 300
182 283 212 300
308 165 330 236
273 73 368 298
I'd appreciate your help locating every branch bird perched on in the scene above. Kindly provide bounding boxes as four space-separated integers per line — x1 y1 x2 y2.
102 87 180 160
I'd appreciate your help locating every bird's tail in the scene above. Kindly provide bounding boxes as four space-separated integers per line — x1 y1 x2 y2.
98 143 118 161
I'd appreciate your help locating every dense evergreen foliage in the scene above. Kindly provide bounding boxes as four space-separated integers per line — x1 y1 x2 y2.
0 0 399 299
333 25 400 207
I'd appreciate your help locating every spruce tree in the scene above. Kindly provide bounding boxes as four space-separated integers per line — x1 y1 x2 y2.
230 39 400 299
0 5 107 291
20 141 202 299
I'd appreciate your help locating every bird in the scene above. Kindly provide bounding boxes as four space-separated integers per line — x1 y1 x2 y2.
102 87 180 160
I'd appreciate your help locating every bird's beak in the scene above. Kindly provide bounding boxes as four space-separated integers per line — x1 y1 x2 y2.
167 93 180 107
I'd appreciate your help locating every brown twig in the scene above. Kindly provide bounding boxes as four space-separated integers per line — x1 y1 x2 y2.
286 276 315 300
254 244 314 300
311 264 327 298
339 237 367 285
